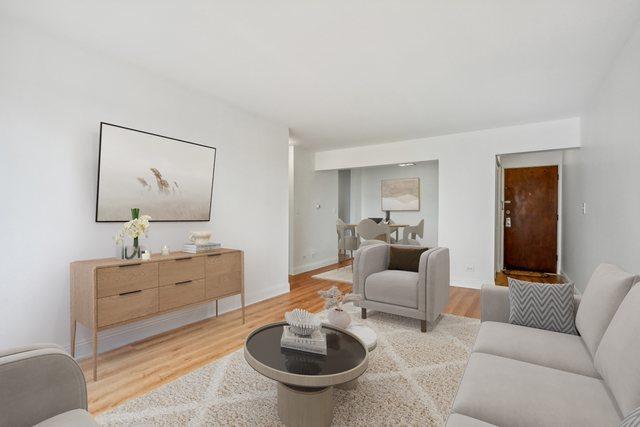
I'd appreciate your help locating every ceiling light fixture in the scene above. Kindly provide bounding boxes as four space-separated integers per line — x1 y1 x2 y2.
398 162 416 167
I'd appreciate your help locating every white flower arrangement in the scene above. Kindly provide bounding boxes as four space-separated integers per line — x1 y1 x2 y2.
318 286 362 311
114 215 151 245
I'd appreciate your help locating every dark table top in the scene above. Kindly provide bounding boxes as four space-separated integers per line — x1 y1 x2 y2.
245 323 367 377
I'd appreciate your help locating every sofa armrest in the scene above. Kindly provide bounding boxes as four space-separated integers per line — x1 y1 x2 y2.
0 345 88 426
481 284 583 323
353 244 388 295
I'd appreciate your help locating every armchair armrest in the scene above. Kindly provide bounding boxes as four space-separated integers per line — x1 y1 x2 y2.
352 244 388 295
0 344 88 426
481 284 583 323
418 247 450 323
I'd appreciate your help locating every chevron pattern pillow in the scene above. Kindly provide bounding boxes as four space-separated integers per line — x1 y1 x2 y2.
621 406 640 426
508 278 577 334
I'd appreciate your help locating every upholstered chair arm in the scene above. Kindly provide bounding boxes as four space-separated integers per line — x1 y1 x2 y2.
0 344 88 427
481 284 582 323
353 244 388 295
418 247 450 322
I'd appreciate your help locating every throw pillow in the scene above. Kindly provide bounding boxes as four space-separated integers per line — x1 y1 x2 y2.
508 278 577 334
621 407 640 427
388 246 430 272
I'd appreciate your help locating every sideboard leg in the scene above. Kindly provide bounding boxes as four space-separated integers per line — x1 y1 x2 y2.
92 329 98 381
70 319 77 358
215 300 219 317
241 293 246 324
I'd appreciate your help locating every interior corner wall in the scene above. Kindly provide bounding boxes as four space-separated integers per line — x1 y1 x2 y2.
563 21 640 292
315 118 581 288
0 19 290 357
290 146 339 274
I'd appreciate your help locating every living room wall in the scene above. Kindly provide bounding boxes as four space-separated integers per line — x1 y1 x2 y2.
563 21 640 292
0 19 290 356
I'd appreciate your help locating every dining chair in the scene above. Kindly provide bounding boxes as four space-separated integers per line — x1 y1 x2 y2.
402 219 424 245
356 219 390 247
336 219 359 258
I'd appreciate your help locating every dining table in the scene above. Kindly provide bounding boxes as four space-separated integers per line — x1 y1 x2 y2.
345 223 409 242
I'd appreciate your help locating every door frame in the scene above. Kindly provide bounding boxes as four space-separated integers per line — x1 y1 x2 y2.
495 155 563 274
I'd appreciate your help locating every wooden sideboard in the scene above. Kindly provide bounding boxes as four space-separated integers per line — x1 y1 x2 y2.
70 248 244 380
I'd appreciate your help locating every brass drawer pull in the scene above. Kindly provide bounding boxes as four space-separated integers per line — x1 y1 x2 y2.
175 280 193 285
119 290 142 296
175 257 192 261
119 263 142 268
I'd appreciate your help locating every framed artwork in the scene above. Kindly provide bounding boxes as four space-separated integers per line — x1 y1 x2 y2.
96 122 216 222
381 177 420 211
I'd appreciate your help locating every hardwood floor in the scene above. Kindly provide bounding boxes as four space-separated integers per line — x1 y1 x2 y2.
81 261 479 415
495 270 566 286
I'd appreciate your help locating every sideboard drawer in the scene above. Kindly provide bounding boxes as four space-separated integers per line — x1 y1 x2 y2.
158 279 205 311
96 263 158 298
206 271 242 299
97 288 158 328
205 252 241 275
158 257 205 285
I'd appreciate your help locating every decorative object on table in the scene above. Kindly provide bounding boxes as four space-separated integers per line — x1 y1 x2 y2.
318 286 362 329
284 308 322 336
141 250 151 261
188 231 212 244
95 122 216 222
113 208 151 259
161 245 170 256
182 242 222 253
381 177 420 211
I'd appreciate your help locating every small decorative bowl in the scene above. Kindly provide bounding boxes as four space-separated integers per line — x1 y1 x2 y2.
285 309 322 336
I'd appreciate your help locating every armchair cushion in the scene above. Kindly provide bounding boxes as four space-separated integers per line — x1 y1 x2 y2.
365 270 419 309
388 246 430 272
34 409 98 427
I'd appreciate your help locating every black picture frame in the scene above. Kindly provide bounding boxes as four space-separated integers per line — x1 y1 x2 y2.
95 122 217 222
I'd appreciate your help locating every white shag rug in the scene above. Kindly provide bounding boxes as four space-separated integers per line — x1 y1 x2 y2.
312 266 354 284
98 305 479 426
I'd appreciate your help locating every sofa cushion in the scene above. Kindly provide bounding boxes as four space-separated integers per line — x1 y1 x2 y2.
576 264 638 357
473 321 598 377
595 284 640 417
446 413 496 427
388 246 429 272
508 279 577 334
365 270 418 308
452 353 621 427
34 409 98 427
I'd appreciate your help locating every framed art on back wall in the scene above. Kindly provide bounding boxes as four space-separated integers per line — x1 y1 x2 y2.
96 122 216 222
381 177 420 211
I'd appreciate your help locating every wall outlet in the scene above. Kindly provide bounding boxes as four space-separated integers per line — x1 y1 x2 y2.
466 265 475 272
581 202 587 215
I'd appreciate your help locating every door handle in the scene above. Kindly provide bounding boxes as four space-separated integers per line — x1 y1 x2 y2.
175 280 193 285
119 290 142 296
175 257 192 261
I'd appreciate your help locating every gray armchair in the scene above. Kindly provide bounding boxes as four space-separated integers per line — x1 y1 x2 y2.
353 244 450 332
0 344 97 427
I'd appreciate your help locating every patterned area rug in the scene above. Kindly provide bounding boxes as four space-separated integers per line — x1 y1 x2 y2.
98 305 479 426
311 266 353 284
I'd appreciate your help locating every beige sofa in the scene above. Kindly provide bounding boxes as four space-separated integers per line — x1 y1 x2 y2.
447 264 640 426
0 344 97 426
353 244 450 332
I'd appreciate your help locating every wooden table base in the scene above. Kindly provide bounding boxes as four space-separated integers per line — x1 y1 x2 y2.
277 383 333 427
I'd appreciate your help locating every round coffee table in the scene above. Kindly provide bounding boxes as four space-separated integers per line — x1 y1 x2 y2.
244 322 369 427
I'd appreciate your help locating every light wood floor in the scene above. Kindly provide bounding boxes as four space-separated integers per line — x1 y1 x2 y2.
495 270 566 286
81 260 480 415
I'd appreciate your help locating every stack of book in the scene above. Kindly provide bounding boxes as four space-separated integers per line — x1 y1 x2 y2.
280 326 327 355
182 242 221 253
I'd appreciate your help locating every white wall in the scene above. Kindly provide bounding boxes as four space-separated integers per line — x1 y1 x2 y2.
0 20 290 356
290 146 338 274
353 162 439 247
316 118 581 287
563 22 640 292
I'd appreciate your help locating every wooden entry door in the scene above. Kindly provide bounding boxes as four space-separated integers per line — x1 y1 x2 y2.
504 166 558 272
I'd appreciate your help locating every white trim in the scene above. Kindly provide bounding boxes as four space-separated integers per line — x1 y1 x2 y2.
289 256 339 275
69 282 289 359
452 279 483 289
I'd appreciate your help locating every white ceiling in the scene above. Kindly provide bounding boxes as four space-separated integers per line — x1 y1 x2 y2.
3 1 640 150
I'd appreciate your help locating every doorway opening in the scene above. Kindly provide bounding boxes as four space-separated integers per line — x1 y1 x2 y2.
494 151 565 285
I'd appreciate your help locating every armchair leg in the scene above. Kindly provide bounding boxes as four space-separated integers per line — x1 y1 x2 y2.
421 320 427 333
361 308 367 319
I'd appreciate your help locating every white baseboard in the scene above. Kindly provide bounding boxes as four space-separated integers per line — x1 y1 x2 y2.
69 282 289 359
451 279 483 289
289 257 338 275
